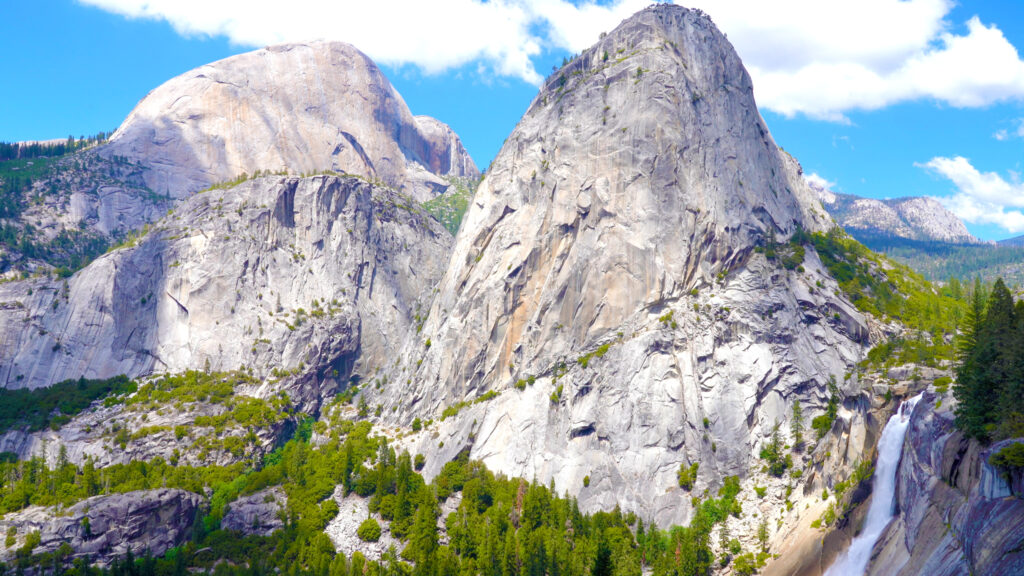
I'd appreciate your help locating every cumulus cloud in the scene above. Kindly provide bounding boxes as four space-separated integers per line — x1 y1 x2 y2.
78 0 1024 119
921 156 1024 233
804 173 836 191
78 0 652 85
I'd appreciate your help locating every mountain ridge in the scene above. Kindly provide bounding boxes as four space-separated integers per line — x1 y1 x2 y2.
102 40 479 201
371 4 869 532
814 182 980 245
1 5 1017 576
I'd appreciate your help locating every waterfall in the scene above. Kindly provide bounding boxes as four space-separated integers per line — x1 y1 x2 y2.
824 393 923 576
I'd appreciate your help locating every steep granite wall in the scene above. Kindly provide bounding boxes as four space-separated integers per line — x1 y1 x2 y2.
0 175 451 395
103 42 478 201
868 392 1024 576
374 5 866 528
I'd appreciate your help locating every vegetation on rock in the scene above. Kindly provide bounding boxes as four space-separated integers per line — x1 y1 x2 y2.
0 375 135 434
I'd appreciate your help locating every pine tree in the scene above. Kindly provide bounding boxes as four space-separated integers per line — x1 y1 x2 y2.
502 528 519 576
718 521 731 564
790 399 804 451
409 488 439 576
954 278 988 440
592 539 612 576
974 279 1015 438
757 519 770 553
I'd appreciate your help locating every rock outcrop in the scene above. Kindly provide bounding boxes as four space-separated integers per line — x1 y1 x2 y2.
0 376 289 467
0 150 164 275
222 487 287 537
324 488 404 562
0 174 452 397
0 489 201 567
102 41 478 201
815 184 979 245
867 392 1024 576
375 4 865 528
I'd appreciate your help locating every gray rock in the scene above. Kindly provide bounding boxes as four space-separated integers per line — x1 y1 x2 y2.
102 41 478 201
0 149 166 274
0 175 452 407
867 393 1024 576
324 488 403 562
222 487 286 537
373 4 866 529
815 183 980 245
0 489 201 567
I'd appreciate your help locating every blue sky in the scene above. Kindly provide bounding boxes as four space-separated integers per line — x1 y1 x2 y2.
4 0 1024 241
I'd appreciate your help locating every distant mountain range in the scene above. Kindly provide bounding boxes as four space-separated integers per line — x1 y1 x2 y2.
811 182 981 245
999 234 1024 247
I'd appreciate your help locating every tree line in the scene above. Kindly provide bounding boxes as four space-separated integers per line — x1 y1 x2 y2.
0 407 767 576
0 133 110 162
954 278 1024 441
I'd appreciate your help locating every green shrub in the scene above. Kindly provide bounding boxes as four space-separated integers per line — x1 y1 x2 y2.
357 517 382 542
549 384 563 404
17 530 40 558
414 454 426 471
583 475 590 487
732 551 767 576
411 418 422 432
678 462 699 491
990 442 1024 470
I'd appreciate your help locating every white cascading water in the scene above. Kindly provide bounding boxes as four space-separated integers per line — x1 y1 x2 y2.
824 393 923 576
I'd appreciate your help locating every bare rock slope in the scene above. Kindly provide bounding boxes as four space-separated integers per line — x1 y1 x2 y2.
868 392 1024 576
0 489 201 567
103 41 478 201
375 4 866 527
815 184 979 245
0 175 451 395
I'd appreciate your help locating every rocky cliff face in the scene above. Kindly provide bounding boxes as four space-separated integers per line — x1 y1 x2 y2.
0 174 451 396
867 392 1024 576
221 487 287 537
815 184 978 245
102 41 478 201
0 150 165 276
373 4 865 528
0 489 201 567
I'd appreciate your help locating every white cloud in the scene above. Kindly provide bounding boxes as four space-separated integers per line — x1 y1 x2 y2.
77 0 652 85
804 172 836 191
993 119 1024 141
78 0 1024 119
921 156 1024 233
695 4 1024 120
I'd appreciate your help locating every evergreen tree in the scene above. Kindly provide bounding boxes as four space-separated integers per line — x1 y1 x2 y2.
408 487 439 576
757 519 769 553
954 278 989 439
502 528 519 576
717 521 732 566
591 539 612 576
790 399 804 451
